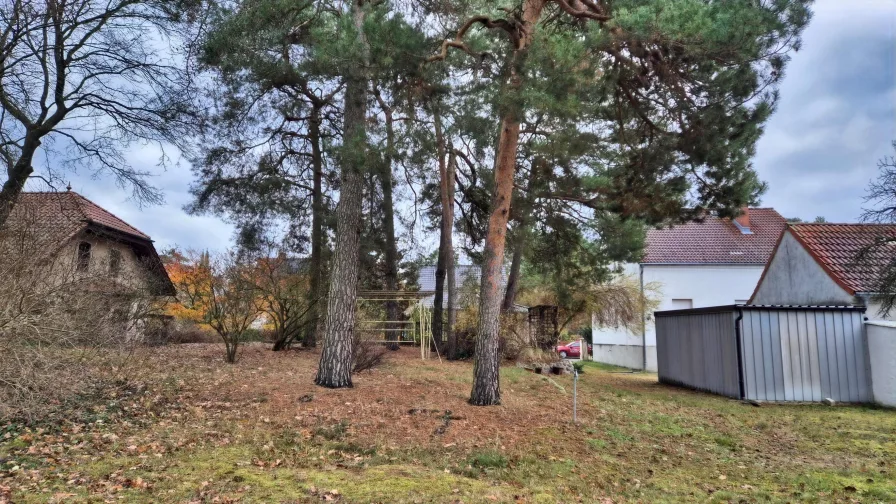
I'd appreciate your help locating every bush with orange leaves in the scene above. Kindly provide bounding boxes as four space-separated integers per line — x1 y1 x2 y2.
163 249 261 363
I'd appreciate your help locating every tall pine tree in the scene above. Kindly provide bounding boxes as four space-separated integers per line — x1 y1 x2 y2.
429 0 811 405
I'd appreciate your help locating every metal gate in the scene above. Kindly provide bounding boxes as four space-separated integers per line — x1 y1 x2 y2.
656 305 871 403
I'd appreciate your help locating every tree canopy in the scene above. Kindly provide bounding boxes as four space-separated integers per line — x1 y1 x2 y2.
0 0 199 226
172 0 813 403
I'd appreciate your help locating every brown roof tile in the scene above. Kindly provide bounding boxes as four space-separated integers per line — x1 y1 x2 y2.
643 208 786 265
787 223 896 294
14 191 150 241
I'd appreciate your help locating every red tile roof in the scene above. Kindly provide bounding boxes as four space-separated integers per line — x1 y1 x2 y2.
643 208 786 265
14 191 150 241
787 224 896 294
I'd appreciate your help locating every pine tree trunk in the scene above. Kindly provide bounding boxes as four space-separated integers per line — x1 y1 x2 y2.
502 231 524 311
502 157 539 312
431 108 449 348
379 103 400 351
470 0 546 406
445 151 457 360
315 3 369 389
432 229 447 346
470 117 519 405
304 104 324 348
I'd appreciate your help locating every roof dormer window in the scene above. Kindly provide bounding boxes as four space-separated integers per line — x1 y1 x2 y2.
733 219 753 235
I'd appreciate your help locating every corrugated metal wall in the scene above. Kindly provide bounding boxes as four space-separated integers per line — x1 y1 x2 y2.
656 306 872 403
740 308 870 403
655 309 741 398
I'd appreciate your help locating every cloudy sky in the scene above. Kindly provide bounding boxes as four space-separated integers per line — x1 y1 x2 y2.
753 0 896 222
48 0 896 251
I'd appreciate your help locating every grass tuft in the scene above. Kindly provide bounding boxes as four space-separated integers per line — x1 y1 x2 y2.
469 450 509 469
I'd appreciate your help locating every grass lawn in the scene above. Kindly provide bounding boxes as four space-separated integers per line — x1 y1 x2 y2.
1 343 895 503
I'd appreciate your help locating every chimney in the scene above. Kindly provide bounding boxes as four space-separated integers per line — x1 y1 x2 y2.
734 207 752 234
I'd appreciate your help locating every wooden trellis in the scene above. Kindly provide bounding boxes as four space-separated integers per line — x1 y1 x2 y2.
356 291 437 360
528 305 560 350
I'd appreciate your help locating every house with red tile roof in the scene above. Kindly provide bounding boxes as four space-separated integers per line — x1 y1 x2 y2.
3 190 174 296
592 208 787 371
750 223 896 319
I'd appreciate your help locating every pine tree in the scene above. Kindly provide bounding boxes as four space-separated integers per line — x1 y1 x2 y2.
188 0 341 348
315 1 372 388
317 0 430 386
428 0 812 405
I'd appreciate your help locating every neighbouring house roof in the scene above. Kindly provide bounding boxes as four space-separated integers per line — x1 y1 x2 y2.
417 264 499 293
6 191 174 295
15 191 151 242
417 265 526 312
643 208 786 265
780 223 896 295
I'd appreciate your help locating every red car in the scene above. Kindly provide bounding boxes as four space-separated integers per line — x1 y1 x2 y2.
557 341 592 359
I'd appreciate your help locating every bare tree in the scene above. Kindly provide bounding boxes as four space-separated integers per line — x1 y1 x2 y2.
0 0 196 226
206 253 261 363
252 250 318 352
858 141 896 316
863 142 896 225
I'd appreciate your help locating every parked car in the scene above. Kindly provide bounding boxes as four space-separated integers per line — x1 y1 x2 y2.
556 341 592 359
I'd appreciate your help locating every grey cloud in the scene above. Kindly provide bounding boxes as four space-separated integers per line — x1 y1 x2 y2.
754 0 896 222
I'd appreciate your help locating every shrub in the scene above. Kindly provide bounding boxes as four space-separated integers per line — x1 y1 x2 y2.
167 321 219 344
515 347 558 365
353 337 388 373
451 328 477 359
0 204 165 422
241 328 270 342
165 249 262 363
140 315 175 346
576 326 593 344
499 312 532 361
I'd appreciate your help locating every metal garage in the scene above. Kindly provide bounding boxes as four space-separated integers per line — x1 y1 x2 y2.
655 305 872 403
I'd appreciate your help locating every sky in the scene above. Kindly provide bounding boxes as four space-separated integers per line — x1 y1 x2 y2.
42 0 896 251
753 0 896 222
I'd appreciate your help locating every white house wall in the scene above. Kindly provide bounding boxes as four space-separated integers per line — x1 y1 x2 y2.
592 264 765 371
863 300 894 321
866 321 896 407
751 232 854 306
